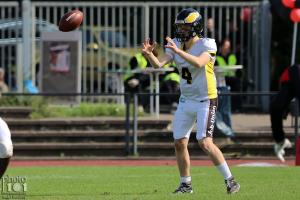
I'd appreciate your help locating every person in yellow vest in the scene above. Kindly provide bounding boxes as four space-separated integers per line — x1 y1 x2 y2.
124 53 148 92
135 53 149 69
216 38 242 112
160 63 180 108
215 38 238 139
216 43 237 77
124 53 151 109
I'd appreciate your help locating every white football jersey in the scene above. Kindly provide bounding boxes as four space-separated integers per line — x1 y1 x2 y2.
166 37 218 101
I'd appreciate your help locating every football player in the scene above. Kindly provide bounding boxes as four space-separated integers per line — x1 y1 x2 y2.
270 64 300 162
0 118 13 178
142 8 240 194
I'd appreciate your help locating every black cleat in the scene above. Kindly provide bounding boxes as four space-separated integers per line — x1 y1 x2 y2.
225 177 240 194
173 182 193 194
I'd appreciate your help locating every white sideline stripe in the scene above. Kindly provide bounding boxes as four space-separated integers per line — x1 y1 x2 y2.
237 162 288 167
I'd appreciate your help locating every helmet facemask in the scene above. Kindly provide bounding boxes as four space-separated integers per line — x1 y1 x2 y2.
174 23 202 42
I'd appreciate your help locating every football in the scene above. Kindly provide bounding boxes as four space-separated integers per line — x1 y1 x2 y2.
59 10 83 32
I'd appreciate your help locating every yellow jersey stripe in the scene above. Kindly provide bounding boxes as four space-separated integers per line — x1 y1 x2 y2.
205 60 218 99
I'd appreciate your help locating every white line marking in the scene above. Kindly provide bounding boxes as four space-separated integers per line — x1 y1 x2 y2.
237 162 288 167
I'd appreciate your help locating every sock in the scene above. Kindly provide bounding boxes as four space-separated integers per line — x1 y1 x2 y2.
180 176 191 184
216 162 232 180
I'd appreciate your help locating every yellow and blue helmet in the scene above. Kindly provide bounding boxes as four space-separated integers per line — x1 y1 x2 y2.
174 8 203 42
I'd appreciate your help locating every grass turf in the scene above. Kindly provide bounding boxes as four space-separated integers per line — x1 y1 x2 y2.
3 166 300 200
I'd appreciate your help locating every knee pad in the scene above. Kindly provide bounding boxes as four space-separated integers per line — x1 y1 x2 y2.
0 141 13 158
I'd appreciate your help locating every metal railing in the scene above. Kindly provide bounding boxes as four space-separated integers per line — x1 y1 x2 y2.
0 1 271 111
0 91 299 156
129 92 298 156
0 2 20 91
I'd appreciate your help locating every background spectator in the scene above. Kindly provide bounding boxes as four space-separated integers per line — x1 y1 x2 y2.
160 64 180 110
124 53 151 109
0 68 9 93
206 17 219 43
216 38 242 112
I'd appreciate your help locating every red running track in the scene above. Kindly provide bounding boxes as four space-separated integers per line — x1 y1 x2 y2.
9 159 296 167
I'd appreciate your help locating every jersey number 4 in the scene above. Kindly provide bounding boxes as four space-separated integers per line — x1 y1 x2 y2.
182 67 192 84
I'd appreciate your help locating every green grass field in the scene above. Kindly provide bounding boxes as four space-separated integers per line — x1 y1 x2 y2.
3 166 300 200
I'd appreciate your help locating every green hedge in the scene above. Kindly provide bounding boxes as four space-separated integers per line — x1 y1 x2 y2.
0 96 145 118
30 103 129 118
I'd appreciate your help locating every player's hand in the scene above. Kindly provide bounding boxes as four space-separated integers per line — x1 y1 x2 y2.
165 37 179 54
142 38 157 56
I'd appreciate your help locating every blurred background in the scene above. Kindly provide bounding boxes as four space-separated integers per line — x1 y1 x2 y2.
0 0 298 160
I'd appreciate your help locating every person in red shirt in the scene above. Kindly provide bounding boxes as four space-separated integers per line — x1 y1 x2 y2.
270 64 300 162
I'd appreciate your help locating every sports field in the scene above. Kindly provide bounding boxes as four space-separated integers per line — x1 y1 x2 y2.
5 163 300 200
